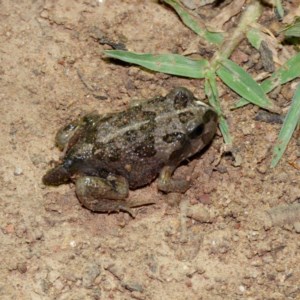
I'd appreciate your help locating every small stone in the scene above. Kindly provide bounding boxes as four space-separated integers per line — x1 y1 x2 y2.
17 262 27 274
275 264 285 272
123 282 144 292
4 224 15 234
293 222 300 233
70 240 77 248
48 270 61 283
40 10 49 18
128 67 139 76
239 285 246 293
14 167 23 176
53 279 64 291
32 229 44 241
241 125 253 136
196 194 211 205
256 164 267 174
82 264 101 288
232 234 239 242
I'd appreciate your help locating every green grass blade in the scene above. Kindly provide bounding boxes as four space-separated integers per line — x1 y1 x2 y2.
261 52 300 91
246 28 262 50
204 74 222 116
234 52 300 108
216 58 280 113
162 0 223 45
218 116 232 146
283 17 300 37
275 0 284 19
271 84 300 167
104 50 209 78
205 75 232 145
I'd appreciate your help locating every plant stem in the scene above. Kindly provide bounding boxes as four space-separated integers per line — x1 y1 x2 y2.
211 0 263 68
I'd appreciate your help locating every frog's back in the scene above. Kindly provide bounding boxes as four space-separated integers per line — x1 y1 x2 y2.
91 102 180 188
64 96 192 188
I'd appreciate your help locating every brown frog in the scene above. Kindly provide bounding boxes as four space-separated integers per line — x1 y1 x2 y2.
43 87 218 214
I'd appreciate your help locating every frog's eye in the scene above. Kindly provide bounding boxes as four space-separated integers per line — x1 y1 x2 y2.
55 122 80 150
188 123 204 139
203 109 218 124
64 123 78 132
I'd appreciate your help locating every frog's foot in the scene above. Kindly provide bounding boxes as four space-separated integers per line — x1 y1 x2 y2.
43 164 70 186
75 175 134 216
157 166 190 193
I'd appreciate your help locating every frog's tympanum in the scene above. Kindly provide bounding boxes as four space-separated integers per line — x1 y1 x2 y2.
43 87 218 214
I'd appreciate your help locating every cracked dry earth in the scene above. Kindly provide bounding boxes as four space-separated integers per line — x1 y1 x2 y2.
0 1 300 299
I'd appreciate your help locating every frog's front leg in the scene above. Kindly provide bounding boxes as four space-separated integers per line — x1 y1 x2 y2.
157 165 190 193
75 175 133 215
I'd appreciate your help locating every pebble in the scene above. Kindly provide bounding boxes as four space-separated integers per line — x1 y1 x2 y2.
239 285 246 293
53 279 64 291
48 270 61 283
294 222 300 233
14 167 23 176
82 264 101 288
17 262 27 274
40 10 49 19
70 240 77 248
123 282 144 292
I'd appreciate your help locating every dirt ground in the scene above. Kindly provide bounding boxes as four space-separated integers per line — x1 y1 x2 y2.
1 0 300 299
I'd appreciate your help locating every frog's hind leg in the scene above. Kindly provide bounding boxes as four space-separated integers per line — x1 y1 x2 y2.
75 175 133 215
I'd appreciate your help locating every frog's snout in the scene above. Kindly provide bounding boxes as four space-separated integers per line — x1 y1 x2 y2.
42 165 70 186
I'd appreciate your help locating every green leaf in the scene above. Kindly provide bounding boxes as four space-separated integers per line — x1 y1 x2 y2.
104 50 209 78
275 0 284 19
162 0 223 45
235 52 300 108
284 18 300 37
204 73 220 113
205 75 232 145
271 83 300 167
261 52 300 91
216 58 280 113
246 28 263 50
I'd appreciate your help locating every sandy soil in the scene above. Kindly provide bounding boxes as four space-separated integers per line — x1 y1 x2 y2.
1 0 300 299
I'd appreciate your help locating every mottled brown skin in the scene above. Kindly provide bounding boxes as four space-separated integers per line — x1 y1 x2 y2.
43 87 218 214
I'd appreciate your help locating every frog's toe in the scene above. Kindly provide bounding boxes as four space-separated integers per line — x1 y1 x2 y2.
78 197 134 216
158 178 190 193
157 166 190 193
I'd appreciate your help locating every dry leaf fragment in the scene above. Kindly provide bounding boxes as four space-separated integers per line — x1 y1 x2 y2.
208 0 246 31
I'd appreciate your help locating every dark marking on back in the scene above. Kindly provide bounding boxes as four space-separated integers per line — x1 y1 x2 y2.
95 141 121 162
163 132 186 144
124 130 139 143
134 135 156 158
179 111 194 124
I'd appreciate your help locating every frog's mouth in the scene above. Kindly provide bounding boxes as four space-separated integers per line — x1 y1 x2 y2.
42 165 70 186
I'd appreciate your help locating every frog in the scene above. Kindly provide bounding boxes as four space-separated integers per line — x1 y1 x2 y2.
42 87 218 215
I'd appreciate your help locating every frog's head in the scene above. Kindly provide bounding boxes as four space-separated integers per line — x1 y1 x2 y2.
55 112 99 151
186 102 218 158
168 87 218 161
